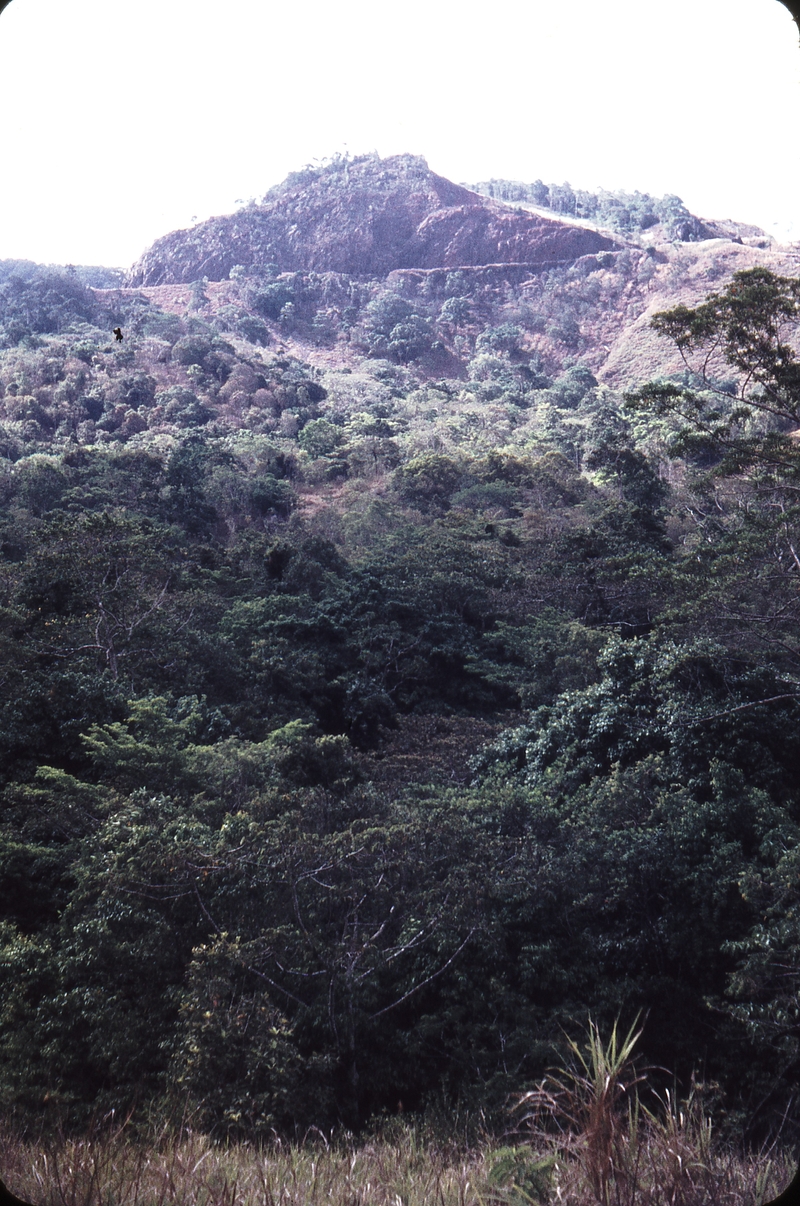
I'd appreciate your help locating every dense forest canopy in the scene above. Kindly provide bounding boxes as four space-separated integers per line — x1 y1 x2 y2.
2 157 800 1147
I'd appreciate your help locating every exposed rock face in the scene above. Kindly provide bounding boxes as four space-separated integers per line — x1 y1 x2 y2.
127 154 621 285
409 202 618 267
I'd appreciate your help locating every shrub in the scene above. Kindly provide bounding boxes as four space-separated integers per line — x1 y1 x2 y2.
450 481 521 516
298 417 344 459
249 473 297 518
172 335 213 367
439 296 471 325
393 453 464 510
251 280 295 320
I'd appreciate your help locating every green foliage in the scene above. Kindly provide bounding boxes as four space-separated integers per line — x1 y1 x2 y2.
486 1148 555 1204
358 293 434 363
0 266 99 345
450 481 521 516
475 324 524 356
549 364 597 409
3 247 800 1147
474 612 606 709
298 417 344 459
173 935 326 1135
250 279 295 320
474 634 800 797
472 179 711 241
628 269 800 468
392 453 464 510
651 268 800 409
627 266 800 676
438 295 471 325
518 1016 646 1205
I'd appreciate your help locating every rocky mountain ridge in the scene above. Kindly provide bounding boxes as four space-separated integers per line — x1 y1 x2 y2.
127 154 621 286
1 152 798 472
118 152 799 392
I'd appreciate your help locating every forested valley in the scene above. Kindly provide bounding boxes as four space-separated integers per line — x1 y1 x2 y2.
1 157 800 1174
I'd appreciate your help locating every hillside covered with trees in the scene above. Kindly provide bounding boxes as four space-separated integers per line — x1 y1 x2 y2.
1 155 800 1150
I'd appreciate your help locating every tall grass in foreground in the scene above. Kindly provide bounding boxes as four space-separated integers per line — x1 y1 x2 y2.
0 1021 794 1206
3 1125 481 1206
514 1015 794 1205
0 1118 793 1206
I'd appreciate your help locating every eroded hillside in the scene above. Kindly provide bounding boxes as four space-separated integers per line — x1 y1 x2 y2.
127 154 621 285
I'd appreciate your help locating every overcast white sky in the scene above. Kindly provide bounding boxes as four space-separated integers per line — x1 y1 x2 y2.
0 0 797 269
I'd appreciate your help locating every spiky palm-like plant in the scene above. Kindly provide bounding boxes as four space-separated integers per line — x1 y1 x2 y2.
516 1015 647 1205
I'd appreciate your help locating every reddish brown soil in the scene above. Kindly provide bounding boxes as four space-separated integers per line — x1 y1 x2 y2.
127 154 619 287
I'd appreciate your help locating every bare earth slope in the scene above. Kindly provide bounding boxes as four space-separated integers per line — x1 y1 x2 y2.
594 241 800 386
127 154 620 286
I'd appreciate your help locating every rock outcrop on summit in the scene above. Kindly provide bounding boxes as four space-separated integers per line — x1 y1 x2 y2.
127 154 621 286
